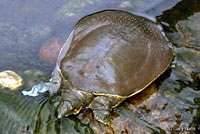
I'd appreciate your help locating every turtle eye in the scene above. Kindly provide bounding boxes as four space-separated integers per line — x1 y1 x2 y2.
79 70 85 75
67 65 72 68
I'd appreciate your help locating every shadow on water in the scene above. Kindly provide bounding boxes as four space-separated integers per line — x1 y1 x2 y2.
0 0 200 133
157 0 200 32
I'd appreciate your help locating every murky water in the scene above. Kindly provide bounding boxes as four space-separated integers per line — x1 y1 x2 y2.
0 0 200 134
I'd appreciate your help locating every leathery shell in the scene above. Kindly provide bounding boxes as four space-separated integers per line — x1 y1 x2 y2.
59 10 173 97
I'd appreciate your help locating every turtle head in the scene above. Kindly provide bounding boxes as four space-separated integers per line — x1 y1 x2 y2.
22 83 52 97
22 80 61 97
57 88 93 118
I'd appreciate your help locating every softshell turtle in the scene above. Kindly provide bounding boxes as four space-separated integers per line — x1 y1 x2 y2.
22 10 173 125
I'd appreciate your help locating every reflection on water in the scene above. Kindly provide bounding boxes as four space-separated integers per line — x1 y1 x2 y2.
0 0 200 133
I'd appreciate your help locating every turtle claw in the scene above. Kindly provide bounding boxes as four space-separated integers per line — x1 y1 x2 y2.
57 101 74 118
93 109 112 125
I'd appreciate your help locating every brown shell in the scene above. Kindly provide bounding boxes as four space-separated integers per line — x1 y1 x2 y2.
60 10 173 97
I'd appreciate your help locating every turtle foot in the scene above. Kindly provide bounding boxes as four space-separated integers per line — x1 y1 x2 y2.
89 96 124 125
89 96 113 125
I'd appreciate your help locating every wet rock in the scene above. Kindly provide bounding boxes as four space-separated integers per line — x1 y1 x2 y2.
0 70 23 90
39 37 62 65
175 12 200 50
171 47 200 86
169 12 200 50
166 12 200 94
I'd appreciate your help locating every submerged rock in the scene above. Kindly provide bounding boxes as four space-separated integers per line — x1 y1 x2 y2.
23 69 48 88
175 12 200 50
0 70 23 90
39 37 62 65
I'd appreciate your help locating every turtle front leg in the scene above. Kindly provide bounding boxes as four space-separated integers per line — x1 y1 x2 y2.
89 96 124 125
57 88 94 118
